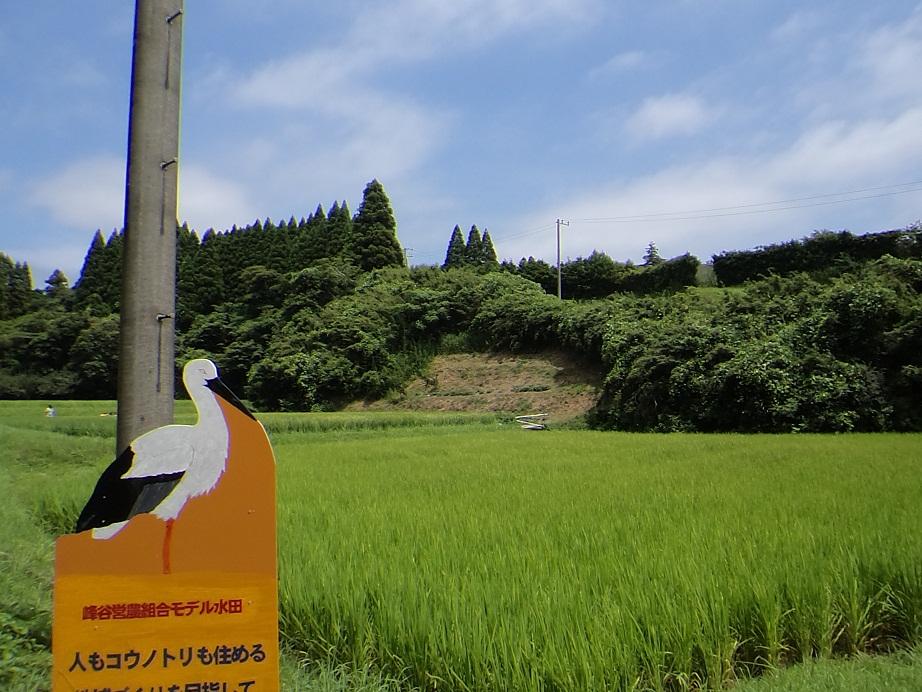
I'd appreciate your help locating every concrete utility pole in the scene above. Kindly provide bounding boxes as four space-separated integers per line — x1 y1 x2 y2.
117 0 184 454
556 218 569 300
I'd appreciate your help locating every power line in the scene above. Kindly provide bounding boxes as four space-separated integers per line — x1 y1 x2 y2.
495 222 557 241
577 186 922 224
576 180 922 223
453 180 922 252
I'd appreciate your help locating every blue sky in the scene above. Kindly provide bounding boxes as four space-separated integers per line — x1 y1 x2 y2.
3 1 922 287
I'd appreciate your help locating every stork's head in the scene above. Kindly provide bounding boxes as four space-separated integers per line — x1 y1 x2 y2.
182 359 255 419
183 359 219 389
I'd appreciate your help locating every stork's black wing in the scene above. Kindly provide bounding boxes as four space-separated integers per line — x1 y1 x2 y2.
74 447 184 532
130 474 183 516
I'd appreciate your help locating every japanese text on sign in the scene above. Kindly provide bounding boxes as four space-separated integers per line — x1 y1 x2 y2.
69 643 266 672
82 599 244 621
74 681 256 692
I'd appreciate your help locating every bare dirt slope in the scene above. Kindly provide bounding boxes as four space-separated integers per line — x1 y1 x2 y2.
347 351 602 424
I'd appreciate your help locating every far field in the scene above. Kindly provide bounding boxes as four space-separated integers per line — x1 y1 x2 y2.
1 400 921 690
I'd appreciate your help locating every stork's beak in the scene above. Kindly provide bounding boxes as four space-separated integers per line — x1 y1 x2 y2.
206 377 256 419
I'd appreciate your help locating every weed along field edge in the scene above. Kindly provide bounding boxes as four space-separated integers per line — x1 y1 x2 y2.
2 401 921 690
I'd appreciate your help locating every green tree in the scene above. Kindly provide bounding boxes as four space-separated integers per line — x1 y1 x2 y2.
237 266 286 318
442 225 467 269
326 201 351 258
560 251 625 299
642 242 664 266
284 259 359 312
1 254 34 319
350 180 404 271
515 257 557 294
44 269 70 300
5 260 34 317
292 208 326 267
74 230 123 310
69 313 120 398
75 230 124 311
481 230 499 270
73 231 107 305
465 225 483 266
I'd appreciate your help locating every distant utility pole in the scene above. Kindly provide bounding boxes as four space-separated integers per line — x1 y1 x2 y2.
117 0 184 454
556 218 569 300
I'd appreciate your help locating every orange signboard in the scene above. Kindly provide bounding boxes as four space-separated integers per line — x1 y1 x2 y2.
52 360 280 692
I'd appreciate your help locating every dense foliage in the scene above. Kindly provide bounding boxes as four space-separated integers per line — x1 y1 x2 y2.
1 183 919 431
590 257 922 432
712 226 922 285
499 251 700 298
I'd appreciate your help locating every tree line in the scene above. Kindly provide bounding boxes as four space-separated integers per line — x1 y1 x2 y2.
1 179 920 431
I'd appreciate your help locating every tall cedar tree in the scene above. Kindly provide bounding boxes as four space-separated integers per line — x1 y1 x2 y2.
465 225 483 266
350 180 404 271
443 225 467 269
71 229 123 311
326 201 352 258
73 230 107 304
481 230 499 269
0 253 34 319
98 231 124 310
299 205 329 265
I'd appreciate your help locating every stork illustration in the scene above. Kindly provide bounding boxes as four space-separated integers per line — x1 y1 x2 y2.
74 359 254 572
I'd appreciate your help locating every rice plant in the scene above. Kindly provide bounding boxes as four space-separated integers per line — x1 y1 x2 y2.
2 403 920 690
275 431 922 690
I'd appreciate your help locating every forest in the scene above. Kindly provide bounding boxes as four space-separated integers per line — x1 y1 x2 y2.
1 179 920 432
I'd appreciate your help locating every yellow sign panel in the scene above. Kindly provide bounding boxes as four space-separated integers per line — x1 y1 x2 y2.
53 361 280 692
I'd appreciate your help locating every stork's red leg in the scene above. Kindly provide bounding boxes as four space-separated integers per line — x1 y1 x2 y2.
163 518 175 574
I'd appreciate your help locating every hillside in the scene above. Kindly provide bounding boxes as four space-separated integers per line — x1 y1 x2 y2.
346 351 602 424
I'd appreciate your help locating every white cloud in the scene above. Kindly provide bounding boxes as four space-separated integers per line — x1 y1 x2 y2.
588 50 650 80
858 8 922 103
197 89 449 224
227 0 601 210
27 156 260 239
502 7 922 265
234 49 368 109
502 107 922 264
767 108 922 187
787 7 922 121
347 0 600 56
179 165 259 233
235 0 600 107
625 93 719 141
28 156 125 231
330 96 449 181
771 10 825 43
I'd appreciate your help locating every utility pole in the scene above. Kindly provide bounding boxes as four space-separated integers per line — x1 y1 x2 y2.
117 1 184 454
556 218 569 300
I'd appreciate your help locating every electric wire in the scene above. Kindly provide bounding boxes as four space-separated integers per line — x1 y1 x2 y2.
487 180 922 242
576 185 922 224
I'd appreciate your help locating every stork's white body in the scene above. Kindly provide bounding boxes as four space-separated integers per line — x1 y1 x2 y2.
92 360 230 539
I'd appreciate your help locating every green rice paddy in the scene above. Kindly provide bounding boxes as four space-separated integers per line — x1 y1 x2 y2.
1 400 920 690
